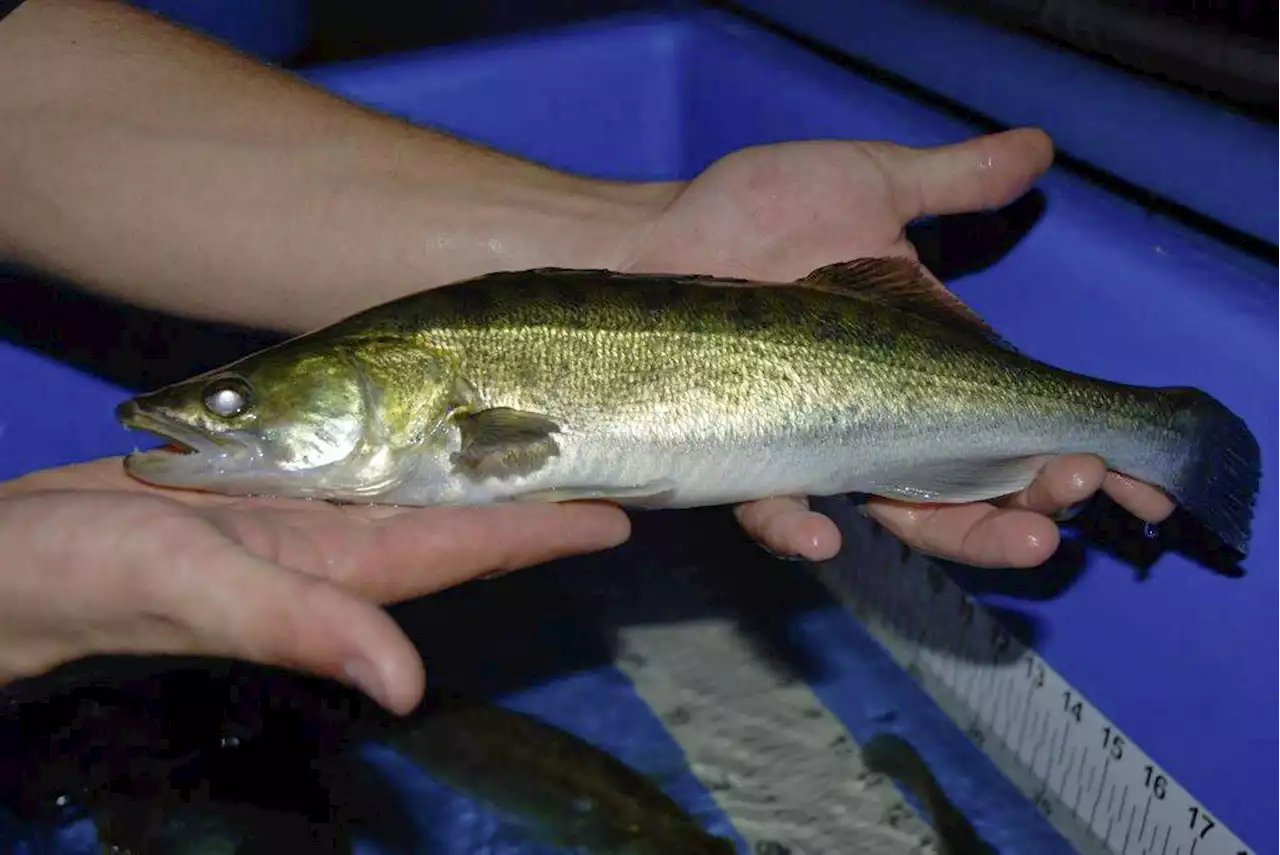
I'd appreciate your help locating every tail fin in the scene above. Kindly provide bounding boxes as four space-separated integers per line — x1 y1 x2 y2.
1158 389 1261 555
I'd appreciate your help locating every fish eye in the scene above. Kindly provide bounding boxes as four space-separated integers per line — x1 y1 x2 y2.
202 376 252 419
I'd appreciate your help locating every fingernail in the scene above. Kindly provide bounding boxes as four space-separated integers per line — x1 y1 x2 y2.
343 659 389 708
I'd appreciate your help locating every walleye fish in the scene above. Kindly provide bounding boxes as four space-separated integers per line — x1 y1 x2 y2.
117 258 1261 553
861 732 995 855
369 695 737 854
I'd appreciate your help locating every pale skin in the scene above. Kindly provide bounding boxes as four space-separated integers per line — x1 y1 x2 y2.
0 0 1173 713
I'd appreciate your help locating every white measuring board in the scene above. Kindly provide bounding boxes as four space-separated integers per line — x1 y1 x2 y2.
808 502 1256 855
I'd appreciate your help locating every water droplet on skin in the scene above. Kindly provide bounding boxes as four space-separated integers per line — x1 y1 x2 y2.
1143 522 1159 540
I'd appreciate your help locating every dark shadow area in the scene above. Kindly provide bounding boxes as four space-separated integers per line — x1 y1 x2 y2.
581 506 841 682
820 509 1049 664
292 0 681 66
384 556 622 700
0 268 284 394
1062 493 1248 580
907 188 1048 282
389 504 842 697
940 535 1089 602
0 660 422 854
982 603 1043 653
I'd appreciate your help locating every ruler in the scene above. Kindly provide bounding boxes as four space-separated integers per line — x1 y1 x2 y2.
807 500 1257 855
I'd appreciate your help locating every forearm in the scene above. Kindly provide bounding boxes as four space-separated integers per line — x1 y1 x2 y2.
0 0 675 332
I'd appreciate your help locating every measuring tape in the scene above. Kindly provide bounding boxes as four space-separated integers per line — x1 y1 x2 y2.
807 501 1256 855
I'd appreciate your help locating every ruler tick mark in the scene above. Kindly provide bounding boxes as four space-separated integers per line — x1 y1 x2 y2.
1108 785 1126 841
1090 757 1111 825
1058 744 1076 795
1138 793 1153 842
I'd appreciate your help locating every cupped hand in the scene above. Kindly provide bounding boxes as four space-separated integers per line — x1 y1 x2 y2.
623 129 1174 568
0 460 629 712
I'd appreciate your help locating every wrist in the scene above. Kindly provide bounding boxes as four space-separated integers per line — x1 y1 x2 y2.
384 132 683 295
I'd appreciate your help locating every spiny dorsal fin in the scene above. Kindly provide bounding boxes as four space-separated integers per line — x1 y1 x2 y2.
797 257 1015 350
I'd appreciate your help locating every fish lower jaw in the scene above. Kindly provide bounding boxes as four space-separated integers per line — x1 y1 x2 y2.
121 446 228 487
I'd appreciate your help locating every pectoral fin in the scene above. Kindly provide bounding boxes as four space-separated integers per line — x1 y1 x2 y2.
451 407 562 479
870 456 1045 504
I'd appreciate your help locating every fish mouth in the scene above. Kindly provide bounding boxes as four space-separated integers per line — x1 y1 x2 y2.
116 399 240 484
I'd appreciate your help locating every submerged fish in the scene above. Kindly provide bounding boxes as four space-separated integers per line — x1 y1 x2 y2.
368 695 737 854
90 793 344 855
117 258 1261 553
861 732 995 855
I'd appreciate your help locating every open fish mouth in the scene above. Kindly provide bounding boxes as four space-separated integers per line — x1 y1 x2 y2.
116 401 219 458
113 401 243 487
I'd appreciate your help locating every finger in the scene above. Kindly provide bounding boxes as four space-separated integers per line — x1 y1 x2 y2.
1000 454 1106 515
866 498 1060 568
0 457 141 497
151 545 426 714
218 502 632 602
1102 472 1176 522
878 127 1055 221
734 496 842 561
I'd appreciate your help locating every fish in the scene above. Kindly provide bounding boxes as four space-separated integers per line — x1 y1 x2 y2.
365 694 739 854
860 732 996 855
2 663 732 855
0 665 372 855
116 258 1262 554
89 792 346 855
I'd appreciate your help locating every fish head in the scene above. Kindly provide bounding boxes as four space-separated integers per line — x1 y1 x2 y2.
116 338 391 497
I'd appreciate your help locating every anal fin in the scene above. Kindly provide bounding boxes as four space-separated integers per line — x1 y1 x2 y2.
511 482 676 507
869 456 1046 504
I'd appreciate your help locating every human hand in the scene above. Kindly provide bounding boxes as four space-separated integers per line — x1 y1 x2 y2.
0 459 629 713
623 129 1175 568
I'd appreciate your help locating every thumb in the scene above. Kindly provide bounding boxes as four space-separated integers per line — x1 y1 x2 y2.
880 127 1055 221
175 551 426 715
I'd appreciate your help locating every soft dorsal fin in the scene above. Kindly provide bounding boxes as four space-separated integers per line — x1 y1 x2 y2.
797 257 1015 350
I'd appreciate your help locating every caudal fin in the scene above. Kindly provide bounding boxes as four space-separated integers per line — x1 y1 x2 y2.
1159 389 1261 555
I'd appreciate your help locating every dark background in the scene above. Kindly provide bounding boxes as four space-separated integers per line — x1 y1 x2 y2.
290 0 1278 121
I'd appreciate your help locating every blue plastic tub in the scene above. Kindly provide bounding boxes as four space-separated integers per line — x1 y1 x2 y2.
0 7 1274 855
126 0 311 63
733 0 1279 247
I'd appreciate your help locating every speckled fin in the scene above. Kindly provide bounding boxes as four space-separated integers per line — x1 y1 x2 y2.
452 407 562 478
871 456 1044 504
798 257 1016 350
